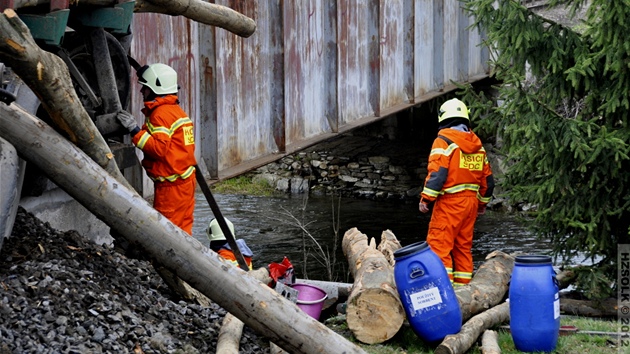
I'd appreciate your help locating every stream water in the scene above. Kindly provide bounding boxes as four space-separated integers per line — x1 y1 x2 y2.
191 191 555 282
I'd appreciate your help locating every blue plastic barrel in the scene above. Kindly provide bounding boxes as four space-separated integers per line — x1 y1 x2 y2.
393 241 462 343
509 255 560 352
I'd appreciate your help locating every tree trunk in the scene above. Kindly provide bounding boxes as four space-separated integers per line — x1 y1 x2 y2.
216 314 243 354
270 343 288 354
377 229 402 267
435 302 509 354
5 0 256 38
342 227 405 344
216 268 271 354
135 0 256 38
556 268 577 290
0 9 130 189
0 103 367 354
455 251 514 321
560 298 617 318
480 330 501 354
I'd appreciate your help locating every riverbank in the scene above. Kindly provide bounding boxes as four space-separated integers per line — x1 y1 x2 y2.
220 131 509 211
249 133 426 201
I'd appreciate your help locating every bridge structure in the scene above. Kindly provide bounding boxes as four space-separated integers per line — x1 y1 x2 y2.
2 0 491 244
129 0 490 195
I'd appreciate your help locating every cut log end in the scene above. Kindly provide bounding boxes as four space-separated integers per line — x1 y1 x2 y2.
346 289 405 344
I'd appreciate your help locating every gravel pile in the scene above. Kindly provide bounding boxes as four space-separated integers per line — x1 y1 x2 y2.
0 207 270 354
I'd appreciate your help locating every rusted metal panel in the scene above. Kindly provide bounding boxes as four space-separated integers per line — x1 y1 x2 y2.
378 0 412 111
443 0 460 85
283 0 337 145
337 0 378 124
467 18 490 78
198 18 218 177
415 0 443 97
212 0 281 170
457 1 470 82
127 0 492 182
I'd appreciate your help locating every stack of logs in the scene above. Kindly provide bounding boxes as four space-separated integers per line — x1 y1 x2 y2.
202 226 617 353
340 227 615 354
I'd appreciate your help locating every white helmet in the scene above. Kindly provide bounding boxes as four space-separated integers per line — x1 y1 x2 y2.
438 98 470 123
138 63 178 95
206 218 235 242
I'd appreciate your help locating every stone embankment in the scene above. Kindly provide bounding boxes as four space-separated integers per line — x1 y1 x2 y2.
250 133 507 210
251 134 428 202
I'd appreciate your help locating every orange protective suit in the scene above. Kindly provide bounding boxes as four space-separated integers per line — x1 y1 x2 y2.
132 95 197 235
218 249 253 270
215 239 254 270
420 127 494 284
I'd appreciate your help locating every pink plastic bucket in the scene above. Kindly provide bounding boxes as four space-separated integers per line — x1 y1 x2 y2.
291 283 328 320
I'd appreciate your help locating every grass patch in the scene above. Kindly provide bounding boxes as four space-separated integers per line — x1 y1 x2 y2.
327 316 619 353
210 174 279 196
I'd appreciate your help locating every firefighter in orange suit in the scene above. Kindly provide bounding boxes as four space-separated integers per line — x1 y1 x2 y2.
116 63 197 235
418 98 494 285
206 218 254 269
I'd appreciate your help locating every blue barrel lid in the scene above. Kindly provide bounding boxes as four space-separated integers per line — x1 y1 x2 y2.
394 241 429 259
515 255 552 264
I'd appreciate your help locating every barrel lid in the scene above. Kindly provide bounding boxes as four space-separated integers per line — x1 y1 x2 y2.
515 255 552 264
394 241 429 259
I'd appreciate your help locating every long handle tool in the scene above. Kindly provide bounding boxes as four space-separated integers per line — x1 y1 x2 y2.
195 167 249 271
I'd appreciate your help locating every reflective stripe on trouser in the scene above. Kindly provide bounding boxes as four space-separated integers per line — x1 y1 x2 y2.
426 192 478 285
153 176 196 235
446 267 453 281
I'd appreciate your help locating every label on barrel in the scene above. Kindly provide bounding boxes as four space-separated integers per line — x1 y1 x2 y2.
554 292 560 319
410 287 443 312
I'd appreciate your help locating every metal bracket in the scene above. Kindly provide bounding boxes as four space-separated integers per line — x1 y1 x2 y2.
274 282 299 303
19 9 70 45
73 1 135 34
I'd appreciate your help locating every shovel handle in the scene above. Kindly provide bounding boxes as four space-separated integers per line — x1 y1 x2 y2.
195 166 250 271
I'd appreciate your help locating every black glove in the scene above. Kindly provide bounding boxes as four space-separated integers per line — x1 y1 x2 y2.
116 110 139 136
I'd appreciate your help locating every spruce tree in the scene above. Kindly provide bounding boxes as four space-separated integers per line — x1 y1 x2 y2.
462 0 630 298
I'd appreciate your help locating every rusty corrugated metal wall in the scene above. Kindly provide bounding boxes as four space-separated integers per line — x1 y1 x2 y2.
130 0 489 182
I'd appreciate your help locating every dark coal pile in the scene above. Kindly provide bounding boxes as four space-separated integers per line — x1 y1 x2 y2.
0 208 270 354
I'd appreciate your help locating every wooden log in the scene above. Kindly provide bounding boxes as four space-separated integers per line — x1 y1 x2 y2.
270 343 288 354
560 298 617 318
0 103 367 354
480 330 501 354
217 268 271 354
216 314 242 354
0 9 130 188
377 229 402 267
135 0 256 38
5 0 256 38
342 227 405 344
435 302 509 354
556 268 577 290
455 251 514 322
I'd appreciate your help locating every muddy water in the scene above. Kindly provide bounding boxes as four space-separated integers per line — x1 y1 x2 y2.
192 192 553 282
